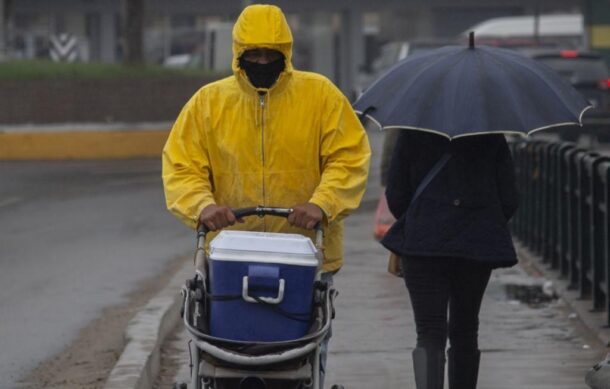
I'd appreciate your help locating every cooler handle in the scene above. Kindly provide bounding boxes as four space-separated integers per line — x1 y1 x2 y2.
242 276 285 305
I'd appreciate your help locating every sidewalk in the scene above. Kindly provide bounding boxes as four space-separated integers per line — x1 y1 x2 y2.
154 208 607 388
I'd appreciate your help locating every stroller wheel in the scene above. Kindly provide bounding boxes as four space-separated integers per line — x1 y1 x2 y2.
330 385 345 389
173 383 188 389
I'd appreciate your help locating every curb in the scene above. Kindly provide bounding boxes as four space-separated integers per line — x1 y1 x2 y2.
0 122 173 133
515 243 610 348
103 262 191 389
0 129 170 160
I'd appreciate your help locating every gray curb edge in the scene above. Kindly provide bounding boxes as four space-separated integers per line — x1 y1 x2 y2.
104 262 191 389
515 243 610 349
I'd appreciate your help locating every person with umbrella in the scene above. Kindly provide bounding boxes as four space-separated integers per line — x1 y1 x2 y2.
354 33 591 389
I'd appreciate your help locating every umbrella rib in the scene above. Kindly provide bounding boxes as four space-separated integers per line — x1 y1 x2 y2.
473 49 495 135
387 48 467 131
520 106 593 136
488 48 588 127
382 55 449 116
382 125 453 139
478 48 529 132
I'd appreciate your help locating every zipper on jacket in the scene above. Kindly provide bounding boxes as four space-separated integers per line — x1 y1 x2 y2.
258 91 267 230
259 92 266 166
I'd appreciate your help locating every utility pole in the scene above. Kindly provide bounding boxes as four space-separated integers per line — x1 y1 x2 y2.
124 0 144 65
533 1 540 47
0 0 4 61
0 0 8 61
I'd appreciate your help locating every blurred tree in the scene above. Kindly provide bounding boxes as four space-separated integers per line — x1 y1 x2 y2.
124 0 143 65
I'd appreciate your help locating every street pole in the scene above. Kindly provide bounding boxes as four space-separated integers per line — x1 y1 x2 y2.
124 0 144 65
583 0 591 49
0 0 6 61
533 1 540 47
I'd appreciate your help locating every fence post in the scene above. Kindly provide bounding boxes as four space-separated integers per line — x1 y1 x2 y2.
565 149 586 287
545 143 560 267
595 161 610 327
591 160 610 317
515 141 529 241
525 142 540 248
519 142 531 239
556 143 575 273
539 142 556 262
508 141 521 237
579 152 600 299
533 142 545 256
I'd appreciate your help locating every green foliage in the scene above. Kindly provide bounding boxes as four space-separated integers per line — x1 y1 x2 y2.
0 60 226 79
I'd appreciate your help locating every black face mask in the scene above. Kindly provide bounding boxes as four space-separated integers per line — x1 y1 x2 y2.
239 56 286 89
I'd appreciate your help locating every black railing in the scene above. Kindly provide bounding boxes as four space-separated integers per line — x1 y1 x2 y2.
510 139 610 327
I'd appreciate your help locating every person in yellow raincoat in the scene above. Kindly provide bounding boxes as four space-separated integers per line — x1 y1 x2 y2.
162 4 370 386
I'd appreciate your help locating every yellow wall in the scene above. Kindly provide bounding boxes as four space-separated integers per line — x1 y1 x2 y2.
590 25 610 48
0 130 170 160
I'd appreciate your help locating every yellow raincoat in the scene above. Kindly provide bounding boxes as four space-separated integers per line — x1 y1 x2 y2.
162 5 370 272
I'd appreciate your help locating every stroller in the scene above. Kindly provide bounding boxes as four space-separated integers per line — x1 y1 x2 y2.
179 207 342 389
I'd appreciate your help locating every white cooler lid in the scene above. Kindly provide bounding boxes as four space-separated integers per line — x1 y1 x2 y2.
209 230 318 266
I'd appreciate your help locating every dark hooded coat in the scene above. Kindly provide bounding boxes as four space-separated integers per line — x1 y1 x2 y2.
381 131 519 268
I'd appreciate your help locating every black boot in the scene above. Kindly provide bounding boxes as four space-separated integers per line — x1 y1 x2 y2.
412 347 445 389
447 348 481 389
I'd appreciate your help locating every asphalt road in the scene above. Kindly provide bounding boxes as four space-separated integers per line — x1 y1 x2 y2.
0 159 193 387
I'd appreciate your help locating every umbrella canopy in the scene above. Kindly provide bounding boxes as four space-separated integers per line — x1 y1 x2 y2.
353 38 591 139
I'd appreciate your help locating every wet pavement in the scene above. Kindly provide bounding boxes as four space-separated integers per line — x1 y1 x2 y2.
0 159 193 387
155 207 608 389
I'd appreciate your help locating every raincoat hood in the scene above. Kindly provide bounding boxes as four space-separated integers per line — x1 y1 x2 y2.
232 5 294 78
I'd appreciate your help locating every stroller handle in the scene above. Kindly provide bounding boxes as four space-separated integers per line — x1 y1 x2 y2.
197 206 323 236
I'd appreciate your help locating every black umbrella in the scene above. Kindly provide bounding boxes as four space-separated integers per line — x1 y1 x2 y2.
354 33 591 139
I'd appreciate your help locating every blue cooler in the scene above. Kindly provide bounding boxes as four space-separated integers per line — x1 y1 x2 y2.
208 230 319 342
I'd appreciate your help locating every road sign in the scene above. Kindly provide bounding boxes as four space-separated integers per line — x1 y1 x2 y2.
49 33 79 62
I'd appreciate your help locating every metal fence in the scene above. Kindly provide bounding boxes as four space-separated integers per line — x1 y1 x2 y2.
510 139 610 327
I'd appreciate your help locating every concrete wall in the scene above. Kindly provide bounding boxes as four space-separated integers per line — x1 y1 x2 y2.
0 76 215 124
0 75 217 160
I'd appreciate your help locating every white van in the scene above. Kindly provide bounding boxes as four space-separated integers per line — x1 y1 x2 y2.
463 14 584 48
